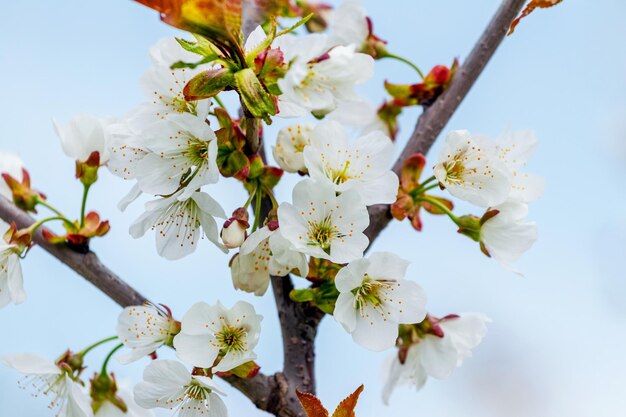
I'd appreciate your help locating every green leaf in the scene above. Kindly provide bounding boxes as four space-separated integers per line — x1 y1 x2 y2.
183 68 234 101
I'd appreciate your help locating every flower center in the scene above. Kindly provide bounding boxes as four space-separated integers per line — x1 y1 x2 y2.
307 215 343 250
215 325 247 354
329 160 352 184
351 277 384 310
184 380 212 401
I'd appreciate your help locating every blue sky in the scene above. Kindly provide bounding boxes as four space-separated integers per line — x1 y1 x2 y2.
1 1 626 416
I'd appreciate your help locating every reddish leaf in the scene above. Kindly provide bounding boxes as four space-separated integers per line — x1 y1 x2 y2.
331 385 364 417
508 0 563 35
296 391 329 417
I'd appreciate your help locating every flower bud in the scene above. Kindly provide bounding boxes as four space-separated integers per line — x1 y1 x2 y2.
221 208 249 249
90 372 127 414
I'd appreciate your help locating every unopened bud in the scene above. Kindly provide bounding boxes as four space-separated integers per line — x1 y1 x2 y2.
221 208 249 249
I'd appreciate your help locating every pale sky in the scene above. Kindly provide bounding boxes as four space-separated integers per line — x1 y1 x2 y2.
1 1 625 417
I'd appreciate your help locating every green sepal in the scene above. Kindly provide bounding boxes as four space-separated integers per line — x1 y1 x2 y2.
183 68 235 101
234 68 277 121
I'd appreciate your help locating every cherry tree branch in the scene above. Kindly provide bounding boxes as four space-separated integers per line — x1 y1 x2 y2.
365 0 527 243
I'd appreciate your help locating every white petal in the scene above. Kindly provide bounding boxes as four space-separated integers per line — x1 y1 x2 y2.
174 333 219 368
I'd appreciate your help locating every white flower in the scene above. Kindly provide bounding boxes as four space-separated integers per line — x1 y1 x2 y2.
0 151 23 200
231 226 309 296
53 115 111 164
149 37 202 68
128 67 210 132
96 384 154 417
303 121 398 205
130 190 226 259
106 122 148 182
174 301 262 372
433 130 511 207
327 100 387 137
333 252 427 352
495 130 544 203
480 201 537 273
327 0 369 48
0 220 26 309
116 304 179 364
133 113 219 200
381 313 490 404
1 353 93 417
134 359 227 417
278 179 369 264
272 123 313 173
276 34 374 117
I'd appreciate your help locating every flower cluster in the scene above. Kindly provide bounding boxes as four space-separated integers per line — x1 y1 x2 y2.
0 0 550 415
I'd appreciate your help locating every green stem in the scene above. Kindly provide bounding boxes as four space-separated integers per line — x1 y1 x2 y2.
417 195 459 224
79 336 118 357
251 188 262 232
243 185 258 210
214 95 227 109
80 184 91 228
100 343 124 375
263 187 279 209
28 216 74 233
37 198 66 218
421 183 439 193
382 52 425 79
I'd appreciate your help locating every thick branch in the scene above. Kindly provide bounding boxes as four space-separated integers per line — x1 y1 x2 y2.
365 0 527 243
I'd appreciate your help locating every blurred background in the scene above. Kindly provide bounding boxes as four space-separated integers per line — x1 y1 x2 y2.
1 0 625 416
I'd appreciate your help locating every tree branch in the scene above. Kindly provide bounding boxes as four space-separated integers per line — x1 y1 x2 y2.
365 0 527 243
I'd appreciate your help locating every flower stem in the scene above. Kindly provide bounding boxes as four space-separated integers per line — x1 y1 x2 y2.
79 336 118 357
251 188 262 232
37 198 66 218
214 95 227 109
382 52 425 79
80 184 91 228
243 185 258 210
100 343 124 375
28 216 74 233
417 195 459 224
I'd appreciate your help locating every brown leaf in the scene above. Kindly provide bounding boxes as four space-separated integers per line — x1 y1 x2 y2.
331 385 364 417
508 0 563 35
296 391 329 417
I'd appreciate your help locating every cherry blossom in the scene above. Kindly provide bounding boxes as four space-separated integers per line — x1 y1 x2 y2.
382 313 490 404
132 113 219 201
53 115 111 164
0 220 26 309
129 190 226 260
116 304 180 364
278 179 369 264
480 201 537 272
327 0 369 48
134 359 227 417
494 130 544 203
276 34 374 117
303 121 398 205
231 225 308 296
272 123 314 173
333 252 427 351
1 353 93 417
434 130 511 207
174 301 262 372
